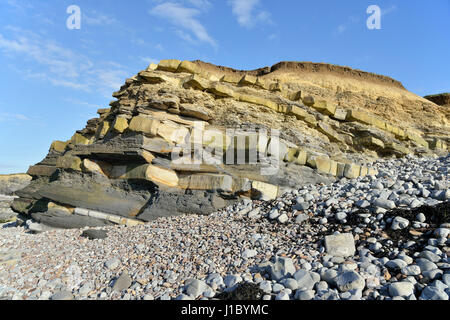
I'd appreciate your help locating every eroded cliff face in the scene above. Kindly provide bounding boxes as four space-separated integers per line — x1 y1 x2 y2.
11 59 449 229
0 174 31 224
424 93 450 107
424 93 450 124
0 174 32 196
194 60 449 135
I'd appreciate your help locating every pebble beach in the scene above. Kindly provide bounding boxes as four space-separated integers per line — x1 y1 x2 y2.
0 155 449 300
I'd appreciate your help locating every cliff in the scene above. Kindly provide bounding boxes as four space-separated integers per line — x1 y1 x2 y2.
9 59 449 229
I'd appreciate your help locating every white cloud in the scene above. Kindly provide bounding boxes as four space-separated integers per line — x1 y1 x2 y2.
0 113 30 122
140 57 160 65
151 0 212 10
187 0 212 10
149 2 217 48
0 29 130 97
5 0 34 11
5 2 55 28
229 0 258 27
256 10 273 25
131 38 164 52
90 68 128 92
83 10 119 26
339 6 396 35
334 16 359 36
21 70 89 90
0 32 90 78
335 5 396 36
228 0 272 28
174 29 197 44
337 24 347 34
382 5 397 16
62 98 100 109
132 38 147 46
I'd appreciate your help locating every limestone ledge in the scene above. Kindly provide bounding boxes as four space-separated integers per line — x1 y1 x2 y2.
73 207 143 227
42 144 378 200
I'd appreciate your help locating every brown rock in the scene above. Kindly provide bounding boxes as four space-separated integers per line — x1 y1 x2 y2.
176 60 202 74
129 116 160 136
302 96 315 107
239 75 257 86
424 93 450 106
183 74 209 91
157 59 181 72
56 155 82 171
27 165 57 177
179 104 212 121
50 141 68 153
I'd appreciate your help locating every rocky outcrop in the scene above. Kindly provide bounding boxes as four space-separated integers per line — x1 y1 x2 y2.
0 195 17 223
10 59 450 229
0 174 32 196
424 93 450 107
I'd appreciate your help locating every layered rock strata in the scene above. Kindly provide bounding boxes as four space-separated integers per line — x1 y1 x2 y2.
0 174 31 196
11 60 449 228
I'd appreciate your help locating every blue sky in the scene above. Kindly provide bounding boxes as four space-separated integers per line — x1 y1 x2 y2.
0 0 449 174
